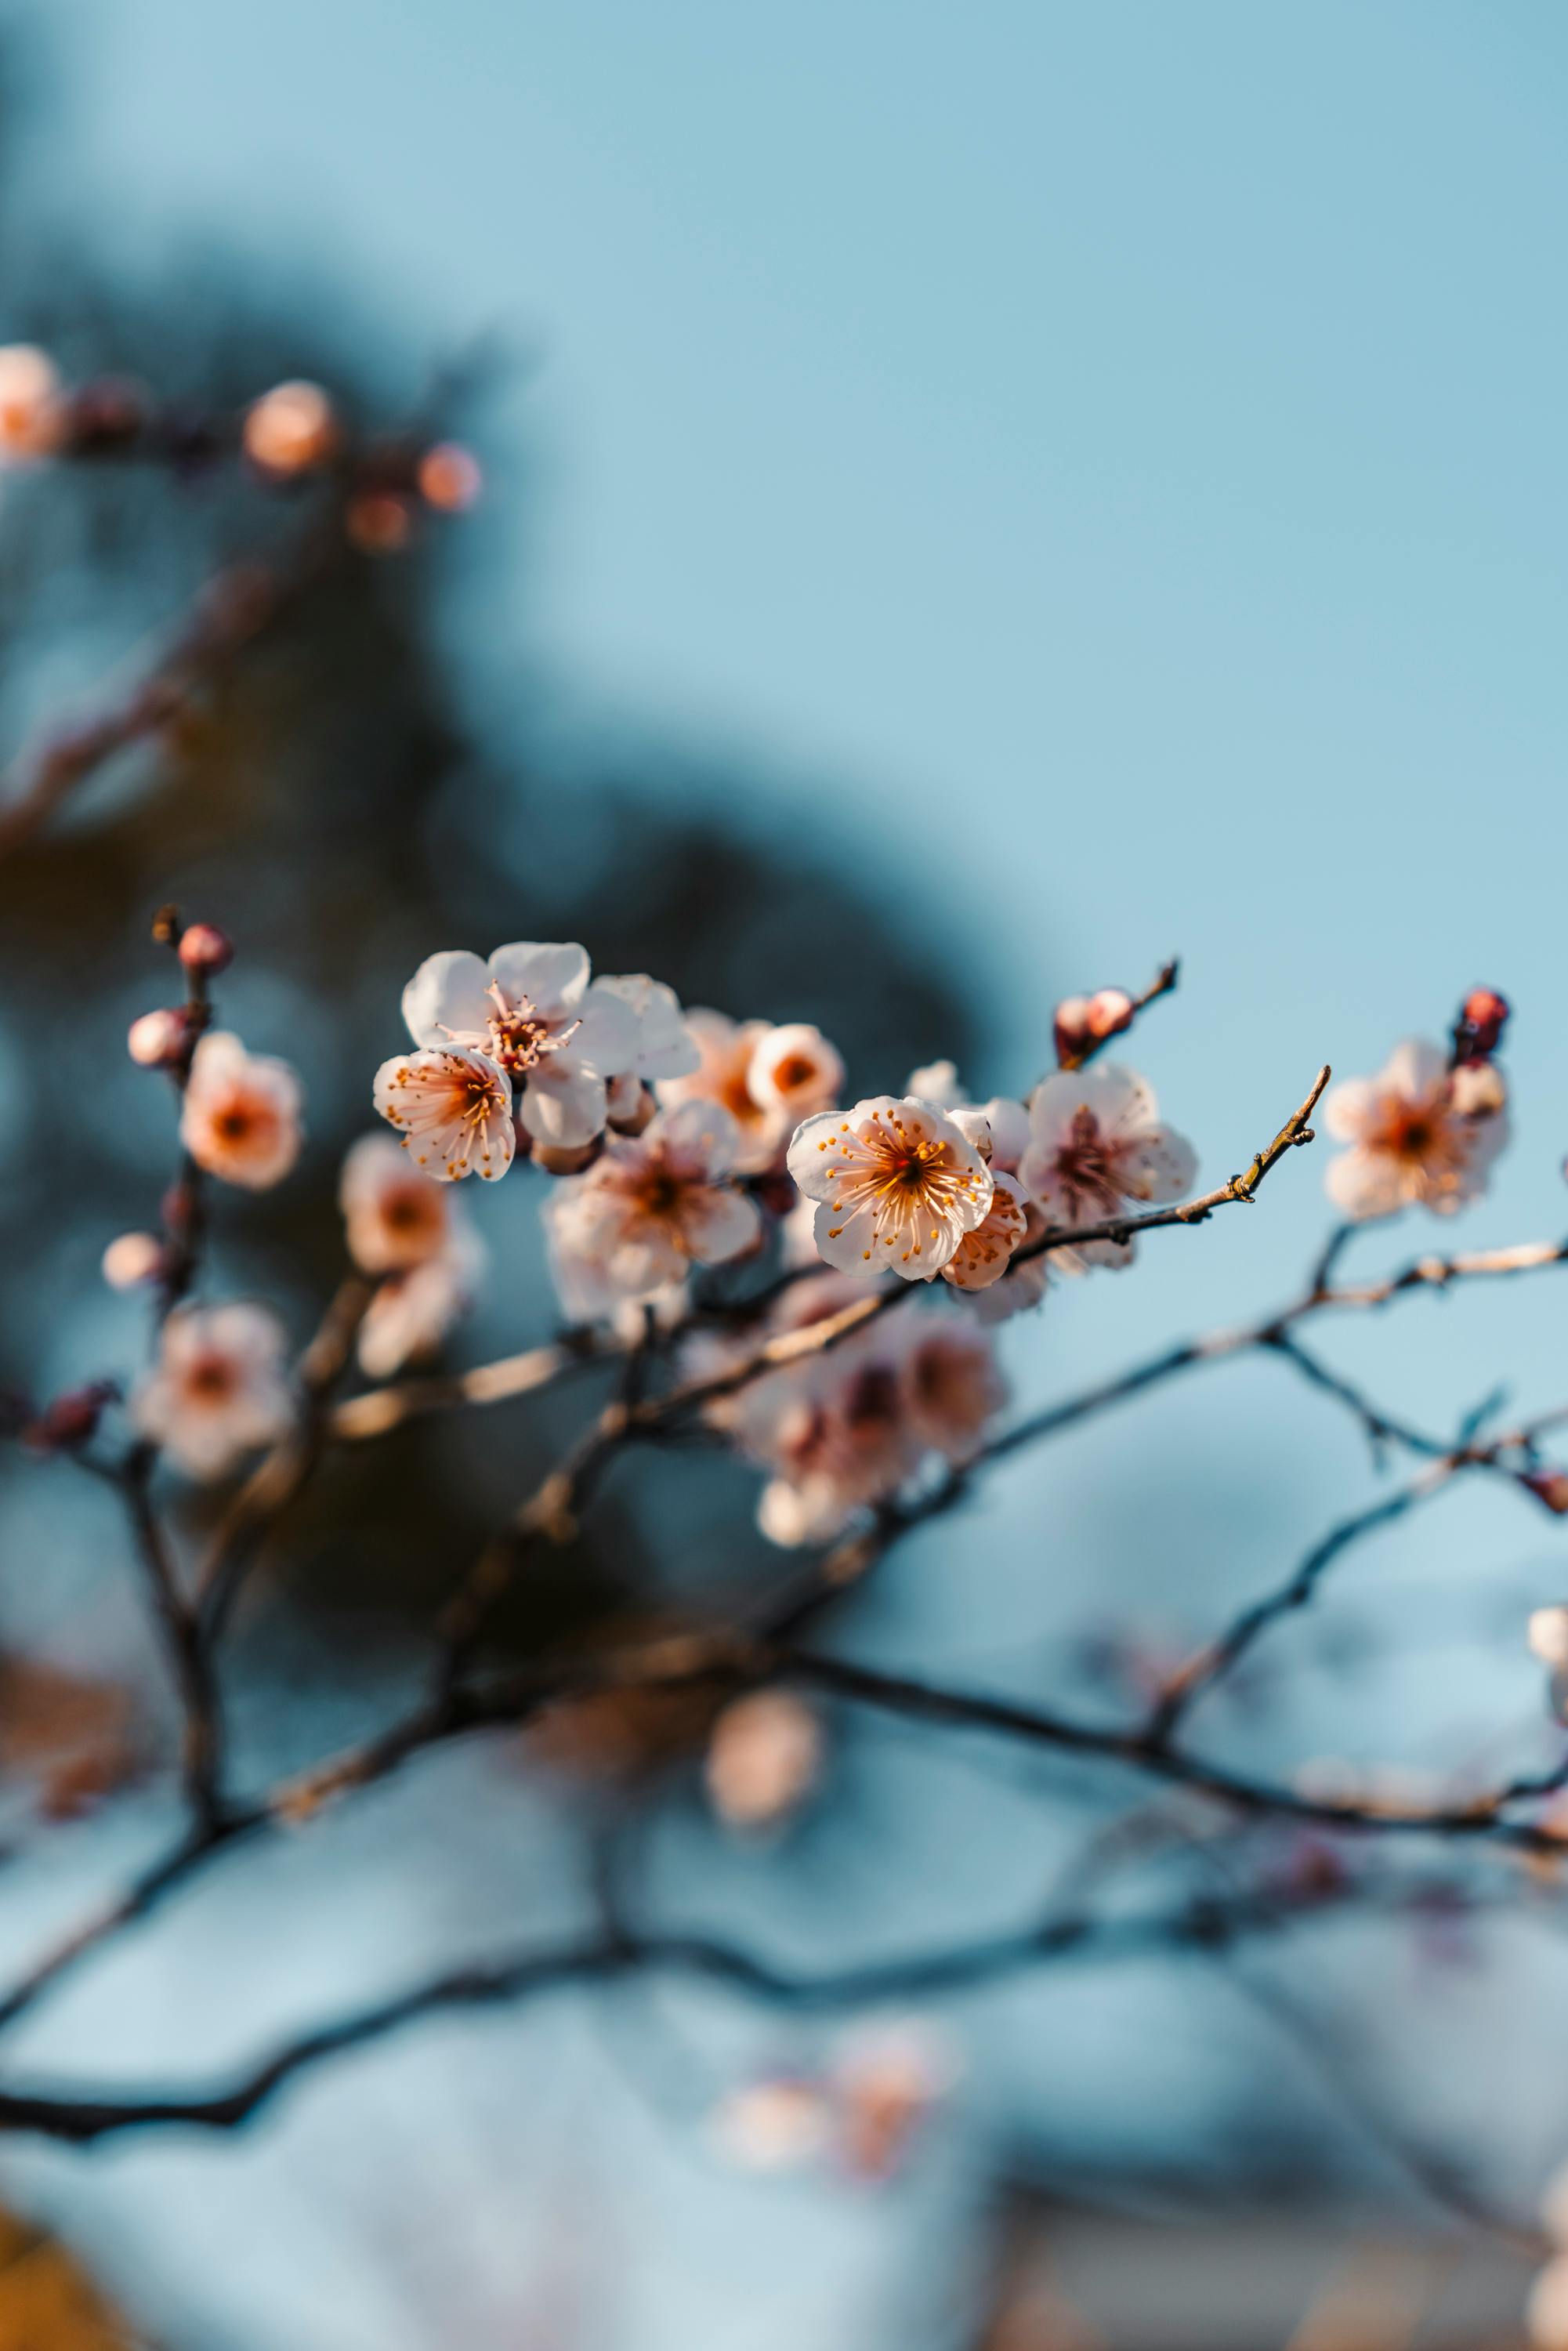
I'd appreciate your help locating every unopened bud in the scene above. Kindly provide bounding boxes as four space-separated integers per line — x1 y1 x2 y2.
177 921 233 976
102 1232 165 1290
27 1381 118 1453
417 440 482 512
1524 1473 1568 1518
533 1139 601 1177
1052 994 1093 1064
1452 984 1510 1066
1053 986 1134 1066
243 379 337 476
1086 987 1134 1040
127 1008 188 1068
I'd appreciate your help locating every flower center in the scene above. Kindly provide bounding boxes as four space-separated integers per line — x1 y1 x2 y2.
186 1356 237 1404
1051 1107 1124 1215
483 982 578 1075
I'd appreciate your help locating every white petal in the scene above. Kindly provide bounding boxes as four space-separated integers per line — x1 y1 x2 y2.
655 1096 744 1177
1383 1038 1447 1100
520 1061 608 1147
570 982 642 1074
1322 1077 1379 1143
401 951 493 1049
786 1109 856 1202
681 1186 762 1265
597 974 701 1080
1116 1123 1198 1203
488 941 589 1017
812 1200 885 1274
1324 1144 1407 1221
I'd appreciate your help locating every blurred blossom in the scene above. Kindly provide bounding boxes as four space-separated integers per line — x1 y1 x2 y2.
712 2078 833 2172
180 1031 304 1190
788 1097 993 1279
544 1100 760 1307
657 1009 790 1173
1528 1608 1568 1671
593 972 701 1085
357 1225 485 1379
0 343 65 461
748 1023 844 1121
832 2021 957 2180
242 378 337 475
339 1133 456 1273
1052 987 1135 1066
126 1006 190 1068
1018 1065 1197 1270
133 1302 292 1480
902 1317 1008 1457
1530 2255 1568 2347
705 1690 823 1831
416 440 483 511
1322 1039 1508 1220
100 1231 165 1290
904 1059 968 1107
346 490 412 553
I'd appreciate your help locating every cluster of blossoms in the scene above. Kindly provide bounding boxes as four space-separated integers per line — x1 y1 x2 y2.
0 347 480 557
713 2023 957 2182
1319 989 1511 1221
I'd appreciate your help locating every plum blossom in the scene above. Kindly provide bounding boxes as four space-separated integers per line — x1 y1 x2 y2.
697 1273 1008 1546
357 1226 485 1380
1018 1065 1197 1271
101 1233 164 1290
242 379 336 476
397 942 638 1151
657 1009 791 1173
788 1096 994 1281
592 973 701 1085
704 1691 823 1831
832 2023 957 2179
180 1031 303 1190
712 2079 832 2172
748 1023 844 1121
132 1303 292 1480
1321 1040 1508 1220
940 1166 1030 1293
904 1060 967 1107
545 1100 761 1306
372 1048 514 1183
339 1133 456 1273
0 346 65 462
968 1196 1053 1324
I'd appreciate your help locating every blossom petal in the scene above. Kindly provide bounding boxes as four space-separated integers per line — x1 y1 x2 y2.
1116 1122 1197 1203
569 982 642 1075
786 1107 864 1202
596 974 701 1080
1324 1144 1408 1221
519 1060 608 1147
374 1048 515 1182
680 1186 762 1266
487 941 589 1018
1322 1077 1379 1143
401 951 493 1049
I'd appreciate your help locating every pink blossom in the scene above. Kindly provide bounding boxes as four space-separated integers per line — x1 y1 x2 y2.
132 1304 292 1480
1322 1039 1508 1219
788 1096 994 1281
180 1032 303 1191
372 1047 514 1183
399 942 638 1150
1018 1064 1197 1271
657 1009 791 1173
545 1100 761 1304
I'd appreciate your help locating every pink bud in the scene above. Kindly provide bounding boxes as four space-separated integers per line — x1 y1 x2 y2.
177 921 233 976
101 1232 165 1290
1052 994 1094 1065
1523 1469 1568 1516
1086 987 1135 1041
1454 984 1510 1064
127 1008 188 1068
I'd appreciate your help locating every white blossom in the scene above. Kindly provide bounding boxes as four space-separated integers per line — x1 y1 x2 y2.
545 1100 761 1305
398 942 638 1150
705 1690 823 1831
748 1023 844 1121
1018 1064 1196 1271
132 1303 293 1480
372 1046 516 1183
788 1096 994 1281
339 1133 457 1272
357 1226 485 1379
657 1009 791 1173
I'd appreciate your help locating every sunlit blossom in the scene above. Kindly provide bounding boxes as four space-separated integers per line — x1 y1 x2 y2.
242 379 337 476
0 345 65 462
101 1232 164 1290
372 1047 514 1183
180 1031 303 1190
832 2023 957 2179
704 1690 823 1830
1018 1065 1197 1271
940 1166 1030 1292
748 1023 844 1121
712 2078 832 2172
788 1096 994 1280
545 1100 760 1303
657 1009 790 1173
339 1133 455 1272
357 1226 485 1379
132 1303 292 1480
1322 1039 1508 1220
901 1317 1009 1459
399 941 636 1150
